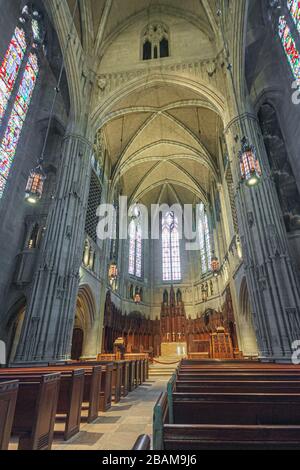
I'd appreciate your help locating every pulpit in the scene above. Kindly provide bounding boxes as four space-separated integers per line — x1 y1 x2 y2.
113 337 125 360
211 327 234 359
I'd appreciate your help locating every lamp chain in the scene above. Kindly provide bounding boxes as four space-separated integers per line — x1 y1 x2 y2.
40 0 79 163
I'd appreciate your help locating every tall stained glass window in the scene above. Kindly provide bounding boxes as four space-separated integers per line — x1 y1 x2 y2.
278 15 300 80
287 0 300 34
198 203 211 275
0 20 40 200
128 207 142 278
0 27 26 124
162 211 181 282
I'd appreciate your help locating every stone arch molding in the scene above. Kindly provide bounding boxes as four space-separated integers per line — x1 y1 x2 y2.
92 73 226 205
98 4 215 59
238 277 258 357
45 0 86 124
75 284 96 332
91 73 226 131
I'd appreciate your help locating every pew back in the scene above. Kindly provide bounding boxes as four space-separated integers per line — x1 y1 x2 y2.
12 373 60 450
163 424 300 450
0 380 18 450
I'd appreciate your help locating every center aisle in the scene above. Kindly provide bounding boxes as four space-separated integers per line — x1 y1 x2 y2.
53 377 168 451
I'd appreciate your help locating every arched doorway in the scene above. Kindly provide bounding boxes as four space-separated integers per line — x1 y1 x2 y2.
71 328 84 360
239 278 258 357
71 286 96 360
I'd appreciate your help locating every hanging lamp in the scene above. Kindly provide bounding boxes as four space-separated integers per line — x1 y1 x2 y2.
25 1 78 204
218 4 262 188
134 291 141 304
108 259 118 284
239 137 262 187
211 254 220 277
24 161 46 204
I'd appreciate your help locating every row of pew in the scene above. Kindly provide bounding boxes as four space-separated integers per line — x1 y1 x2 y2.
136 359 300 450
0 357 148 450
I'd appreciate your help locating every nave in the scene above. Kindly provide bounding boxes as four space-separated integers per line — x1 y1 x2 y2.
3 356 300 451
37 379 166 451
1 0 300 453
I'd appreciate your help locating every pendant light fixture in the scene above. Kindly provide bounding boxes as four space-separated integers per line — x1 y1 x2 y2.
25 162 46 204
217 5 262 187
25 0 79 204
134 290 141 304
239 136 262 187
211 253 220 277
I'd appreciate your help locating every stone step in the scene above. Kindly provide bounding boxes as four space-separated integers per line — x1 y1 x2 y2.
149 356 180 377
149 370 175 377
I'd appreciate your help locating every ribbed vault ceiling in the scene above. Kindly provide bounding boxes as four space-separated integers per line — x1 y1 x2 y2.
66 0 223 206
103 83 222 206
67 0 220 55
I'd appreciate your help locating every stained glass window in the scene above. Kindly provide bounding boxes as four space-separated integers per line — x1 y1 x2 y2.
278 16 300 80
0 53 39 198
135 224 142 278
110 201 119 260
128 208 142 278
128 221 136 275
287 0 300 34
0 27 26 124
162 211 181 282
199 203 211 275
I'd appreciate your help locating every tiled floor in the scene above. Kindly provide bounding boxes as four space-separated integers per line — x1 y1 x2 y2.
53 378 168 450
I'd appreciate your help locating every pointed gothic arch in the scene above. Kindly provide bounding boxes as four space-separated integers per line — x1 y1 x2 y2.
238 277 258 357
72 285 96 359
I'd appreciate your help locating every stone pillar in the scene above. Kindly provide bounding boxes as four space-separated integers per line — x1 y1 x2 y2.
15 130 93 362
225 112 300 361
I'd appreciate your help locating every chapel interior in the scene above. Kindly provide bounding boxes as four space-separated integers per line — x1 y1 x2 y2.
1 0 300 452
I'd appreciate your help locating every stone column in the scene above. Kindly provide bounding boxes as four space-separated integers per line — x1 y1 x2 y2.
225 111 300 361
15 129 93 362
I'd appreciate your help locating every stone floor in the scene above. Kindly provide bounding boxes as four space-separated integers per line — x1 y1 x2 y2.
53 378 168 451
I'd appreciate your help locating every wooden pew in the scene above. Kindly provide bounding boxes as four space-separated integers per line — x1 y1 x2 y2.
176 380 300 394
122 361 130 397
177 371 300 381
11 363 103 422
94 354 150 391
82 365 102 421
136 359 142 386
172 392 300 425
0 373 60 450
153 391 300 450
128 360 136 391
124 354 149 386
133 359 139 388
99 363 113 411
66 360 114 411
141 359 146 383
153 392 169 450
0 368 84 441
0 380 18 450
163 424 300 450
153 360 300 450
178 364 300 375
111 361 122 403
180 359 293 367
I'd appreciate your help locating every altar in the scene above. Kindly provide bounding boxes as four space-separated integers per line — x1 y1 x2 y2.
161 342 187 357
